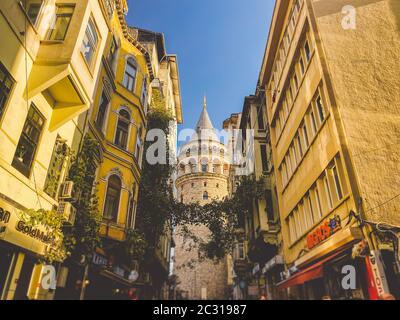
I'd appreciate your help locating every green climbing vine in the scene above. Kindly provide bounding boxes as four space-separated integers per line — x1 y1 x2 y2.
20 136 102 265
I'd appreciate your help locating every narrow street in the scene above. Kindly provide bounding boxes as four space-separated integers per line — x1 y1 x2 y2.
0 0 399 303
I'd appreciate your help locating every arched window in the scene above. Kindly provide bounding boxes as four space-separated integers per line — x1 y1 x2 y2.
115 109 130 149
103 175 122 222
203 191 209 200
123 57 137 91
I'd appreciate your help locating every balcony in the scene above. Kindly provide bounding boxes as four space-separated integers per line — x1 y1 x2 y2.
27 62 89 131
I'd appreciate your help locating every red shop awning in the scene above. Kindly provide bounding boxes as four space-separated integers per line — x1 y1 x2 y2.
276 246 351 290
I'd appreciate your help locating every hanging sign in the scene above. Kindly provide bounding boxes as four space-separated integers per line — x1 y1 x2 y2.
365 250 390 299
306 215 341 250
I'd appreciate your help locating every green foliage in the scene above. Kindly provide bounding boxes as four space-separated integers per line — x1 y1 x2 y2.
19 209 69 264
66 136 102 263
18 137 102 265
174 175 265 262
136 106 175 256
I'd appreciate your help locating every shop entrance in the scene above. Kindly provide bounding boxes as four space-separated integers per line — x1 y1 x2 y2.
0 248 14 297
13 255 35 300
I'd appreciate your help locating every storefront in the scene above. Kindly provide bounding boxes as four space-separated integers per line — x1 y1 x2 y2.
83 250 140 300
262 255 286 300
0 196 57 300
277 226 369 300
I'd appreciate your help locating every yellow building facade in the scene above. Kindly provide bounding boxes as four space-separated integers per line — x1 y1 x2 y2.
78 0 155 300
0 0 109 299
259 0 400 299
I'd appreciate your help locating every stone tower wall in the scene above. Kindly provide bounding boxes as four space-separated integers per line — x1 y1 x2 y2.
174 173 229 300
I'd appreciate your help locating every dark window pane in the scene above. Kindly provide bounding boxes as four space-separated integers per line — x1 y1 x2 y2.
96 91 109 130
103 175 121 221
0 63 14 119
12 105 44 177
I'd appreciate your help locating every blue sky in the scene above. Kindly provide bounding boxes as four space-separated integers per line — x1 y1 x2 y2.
127 0 274 132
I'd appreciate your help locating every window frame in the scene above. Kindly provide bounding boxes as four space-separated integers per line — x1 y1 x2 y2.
46 5 75 41
103 174 122 222
114 109 131 150
12 104 45 178
0 62 15 122
122 57 138 92
81 16 100 70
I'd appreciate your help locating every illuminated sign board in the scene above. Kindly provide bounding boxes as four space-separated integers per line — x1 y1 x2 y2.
306 215 341 250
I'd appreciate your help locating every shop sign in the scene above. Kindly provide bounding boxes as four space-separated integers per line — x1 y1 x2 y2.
262 255 284 274
365 250 390 299
306 215 341 250
0 200 56 255
93 252 108 266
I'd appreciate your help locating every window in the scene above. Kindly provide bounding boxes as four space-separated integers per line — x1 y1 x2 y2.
296 134 303 159
315 94 325 123
234 242 245 260
308 108 318 136
115 109 130 149
290 144 297 167
332 164 344 201
135 126 143 161
203 191 209 200
204 182 207 187
260 144 268 172
305 194 315 227
96 91 110 131
123 57 137 91
81 18 99 68
216 183 219 188
0 62 14 120
22 0 44 25
301 122 309 148
47 5 74 41
103 175 121 222
201 164 208 173
293 73 299 92
108 37 118 68
44 137 69 199
299 56 305 75
12 105 44 177
140 78 148 106
323 175 333 209
313 185 323 219
304 40 311 62
257 106 265 130
127 185 137 229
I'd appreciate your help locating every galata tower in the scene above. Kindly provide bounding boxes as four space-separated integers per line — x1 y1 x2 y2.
174 97 230 300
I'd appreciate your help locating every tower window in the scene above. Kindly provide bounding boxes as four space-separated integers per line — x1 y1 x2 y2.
204 182 207 187
203 191 209 200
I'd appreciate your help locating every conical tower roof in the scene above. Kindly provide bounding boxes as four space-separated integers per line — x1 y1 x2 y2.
195 96 214 133
190 96 219 142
